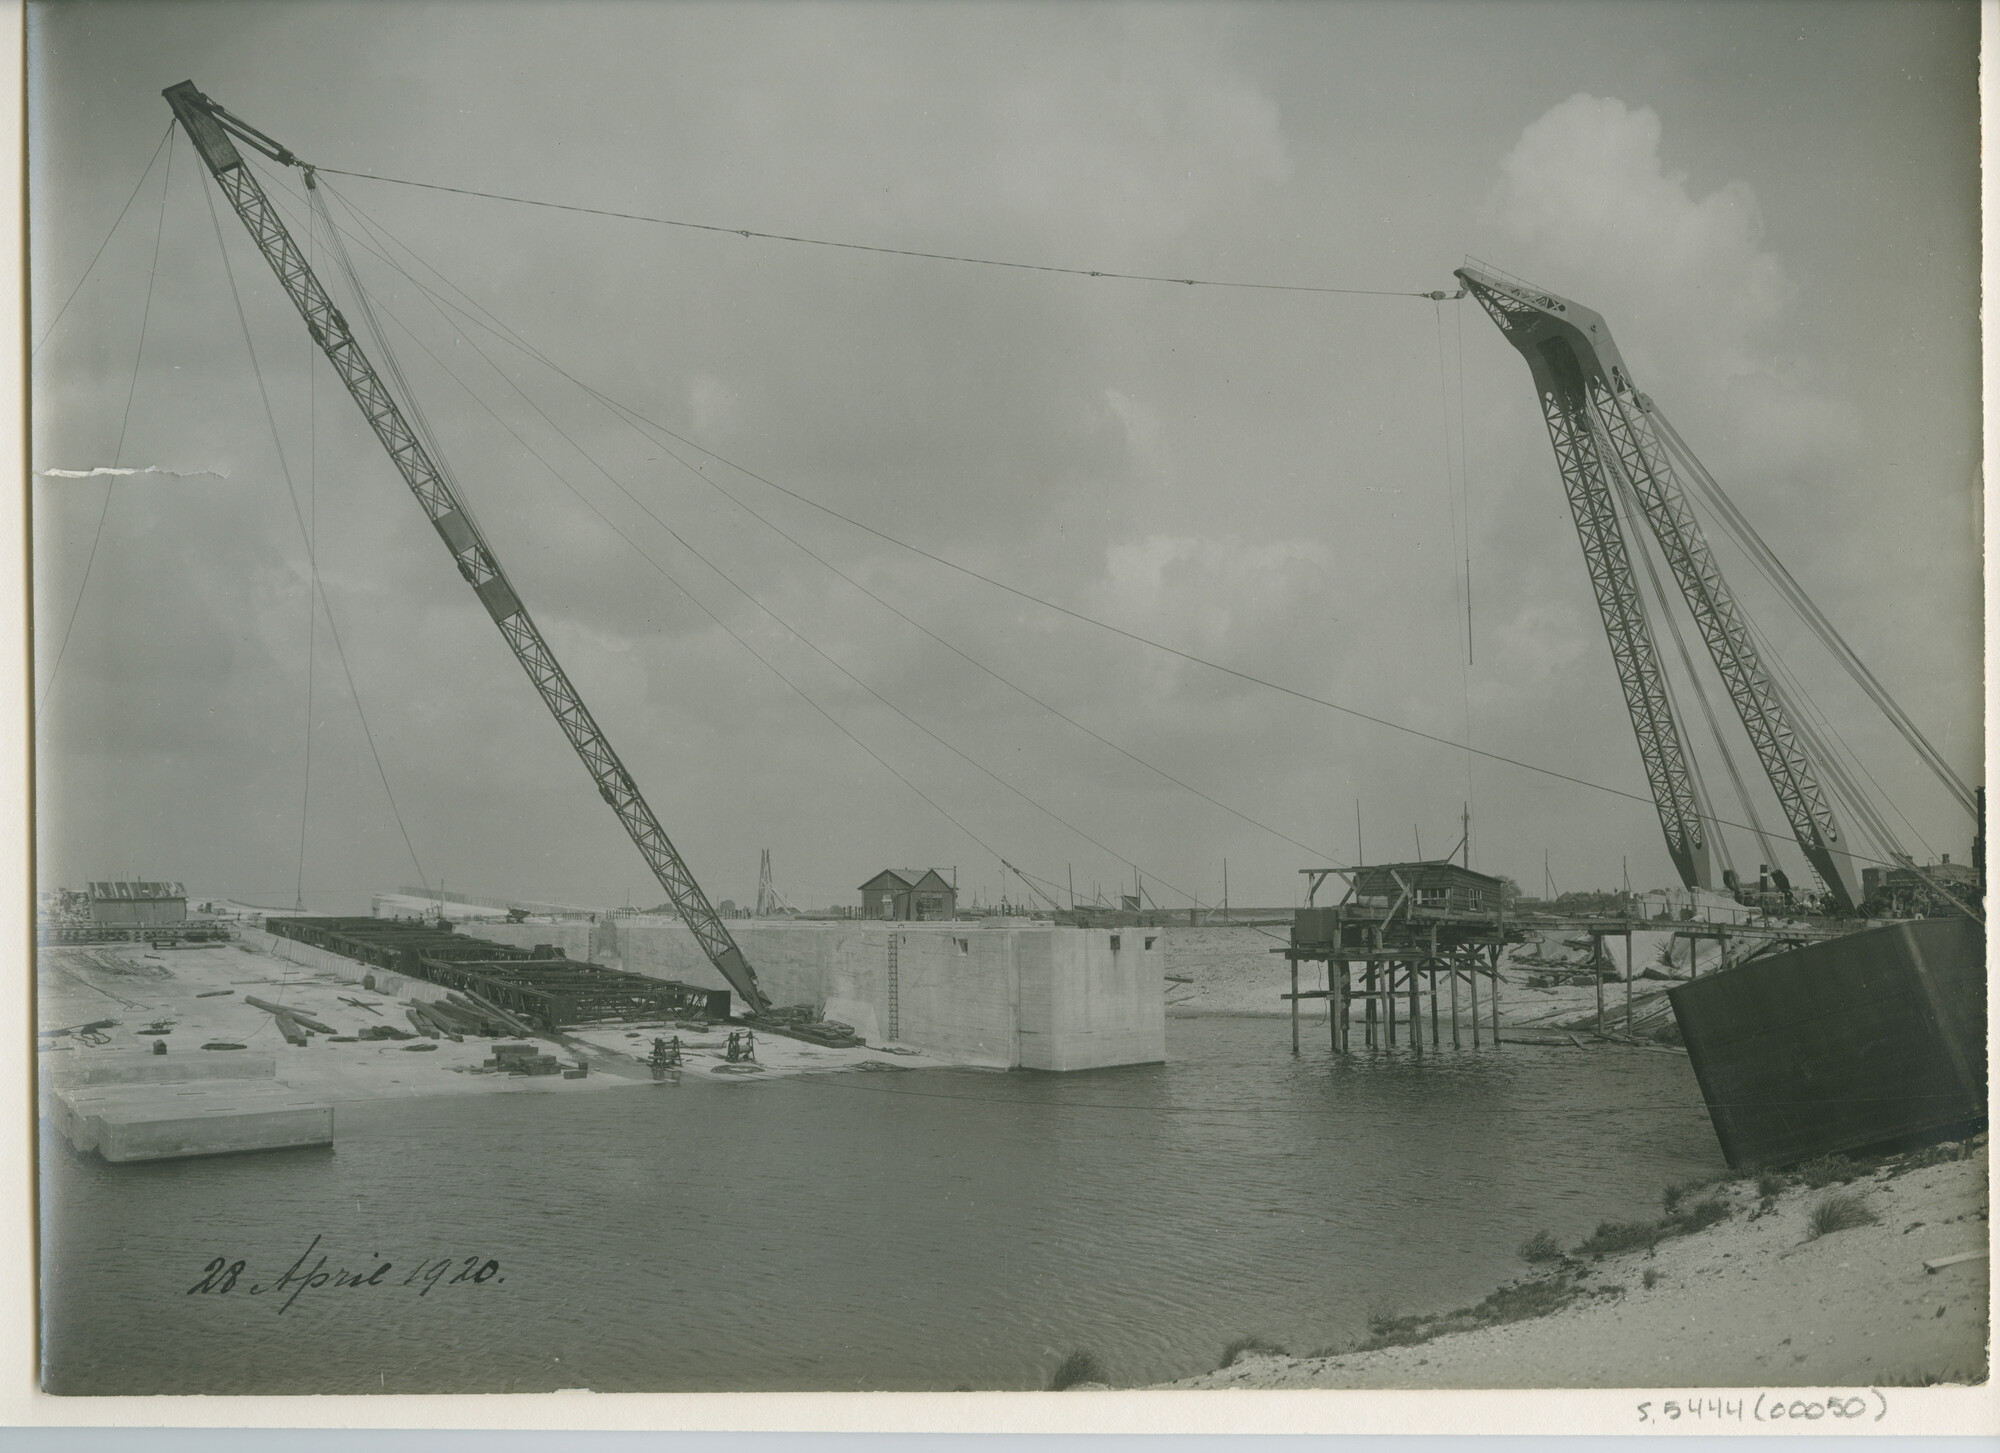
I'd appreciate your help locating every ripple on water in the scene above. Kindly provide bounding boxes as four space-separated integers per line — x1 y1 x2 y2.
41 1016 1722 1393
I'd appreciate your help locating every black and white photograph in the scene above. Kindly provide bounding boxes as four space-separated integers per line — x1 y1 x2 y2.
24 0 1989 1417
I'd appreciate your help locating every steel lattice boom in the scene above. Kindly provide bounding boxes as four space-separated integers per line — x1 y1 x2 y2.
1458 264 1864 911
165 81 771 1012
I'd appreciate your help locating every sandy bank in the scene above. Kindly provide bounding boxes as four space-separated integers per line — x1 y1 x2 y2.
1165 1141 1989 1389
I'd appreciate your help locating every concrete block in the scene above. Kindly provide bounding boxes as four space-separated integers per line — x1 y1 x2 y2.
608 916 1163 1069
51 1085 332 1161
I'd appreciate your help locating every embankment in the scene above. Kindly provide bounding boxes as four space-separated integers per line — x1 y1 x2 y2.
1165 1139 1989 1389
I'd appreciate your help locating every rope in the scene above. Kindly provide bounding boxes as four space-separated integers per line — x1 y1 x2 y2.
314 165 1437 299
198 167 431 895
38 127 176 719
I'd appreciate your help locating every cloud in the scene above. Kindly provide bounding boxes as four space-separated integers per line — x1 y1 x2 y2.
1478 93 1848 468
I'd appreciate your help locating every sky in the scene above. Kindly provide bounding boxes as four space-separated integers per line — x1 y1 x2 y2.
26 0 1983 914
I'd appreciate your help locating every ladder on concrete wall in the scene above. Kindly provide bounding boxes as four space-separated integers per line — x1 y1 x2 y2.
887 935 900 1040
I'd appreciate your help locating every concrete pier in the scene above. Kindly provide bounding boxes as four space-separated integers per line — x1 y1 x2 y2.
610 917 1167 1070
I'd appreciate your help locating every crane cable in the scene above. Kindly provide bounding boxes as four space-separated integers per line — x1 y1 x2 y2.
328 225 1252 921
1649 408 1975 818
307 171 1956 887
314 165 1440 299
285 179 1665 826
305 173 1346 870
303 184 1207 914
33 121 176 360
273 163 1955 895
294 177 1306 931
197 168 432 894
293 204 321 913
1603 434 1767 878
37 126 176 720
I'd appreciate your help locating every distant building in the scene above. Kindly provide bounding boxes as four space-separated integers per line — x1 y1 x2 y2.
859 869 958 921
86 881 187 928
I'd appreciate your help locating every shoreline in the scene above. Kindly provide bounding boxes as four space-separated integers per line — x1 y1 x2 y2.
1159 1138 1989 1390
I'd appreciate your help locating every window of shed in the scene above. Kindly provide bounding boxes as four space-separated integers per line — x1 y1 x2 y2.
1110 935 1121 951
1416 886 1449 905
1144 936 1156 950
956 937 969 954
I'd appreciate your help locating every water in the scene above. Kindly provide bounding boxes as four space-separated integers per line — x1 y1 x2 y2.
43 1012 1724 1394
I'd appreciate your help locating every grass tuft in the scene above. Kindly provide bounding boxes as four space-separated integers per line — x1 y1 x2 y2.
1576 1219 1658 1256
1216 1335 1288 1369
1757 1171 1785 1199
1805 1190 1878 1241
1796 1153 1858 1189
1046 1350 1105 1391
1642 1269 1659 1290
1518 1229 1564 1264
1675 1196 1731 1233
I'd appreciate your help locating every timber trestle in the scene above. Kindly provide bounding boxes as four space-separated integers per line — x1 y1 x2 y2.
1283 860 1524 1055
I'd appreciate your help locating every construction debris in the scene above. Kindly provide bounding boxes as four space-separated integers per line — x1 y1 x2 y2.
484 1042 566 1077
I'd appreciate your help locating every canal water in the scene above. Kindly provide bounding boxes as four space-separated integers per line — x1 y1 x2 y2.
41 1015 1723 1394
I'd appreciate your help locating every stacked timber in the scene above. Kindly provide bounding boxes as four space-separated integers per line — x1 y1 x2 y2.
244 995 337 1046
357 1024 416 1041
443 991 539 1038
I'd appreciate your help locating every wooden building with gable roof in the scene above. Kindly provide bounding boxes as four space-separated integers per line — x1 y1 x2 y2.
859 868 958 921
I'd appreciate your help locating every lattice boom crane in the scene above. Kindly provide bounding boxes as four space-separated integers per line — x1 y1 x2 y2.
164 80 773 1013
1458 264 1865 912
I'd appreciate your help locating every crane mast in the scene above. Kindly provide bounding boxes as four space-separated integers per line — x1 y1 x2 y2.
1458 264 1864 912
164 81 773 1012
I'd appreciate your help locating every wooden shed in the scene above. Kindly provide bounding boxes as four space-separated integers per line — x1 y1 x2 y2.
858 869 958 921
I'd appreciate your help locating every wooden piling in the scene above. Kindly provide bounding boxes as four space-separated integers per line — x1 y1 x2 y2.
1408 958 1420 1053
1625 932 1634 1033
1489 945 1501 1047
1387 962 1398 1047
1595 936 1605 1034
1291 958 1300 1055
1449 959 1461 1048
1469 959 1481 1047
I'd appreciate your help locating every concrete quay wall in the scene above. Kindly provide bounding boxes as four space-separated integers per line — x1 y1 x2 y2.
609 917 1165 1070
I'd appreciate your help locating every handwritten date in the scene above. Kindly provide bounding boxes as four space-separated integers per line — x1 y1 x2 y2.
188 1235 502 1313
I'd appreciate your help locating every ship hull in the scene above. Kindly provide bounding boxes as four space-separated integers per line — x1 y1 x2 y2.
1668 917 1986 1168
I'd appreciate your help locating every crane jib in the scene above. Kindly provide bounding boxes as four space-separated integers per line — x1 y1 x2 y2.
1456 263 1866 914
162 80 772 1014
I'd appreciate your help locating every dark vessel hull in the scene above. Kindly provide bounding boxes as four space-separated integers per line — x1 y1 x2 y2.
1668 917 1986 1168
